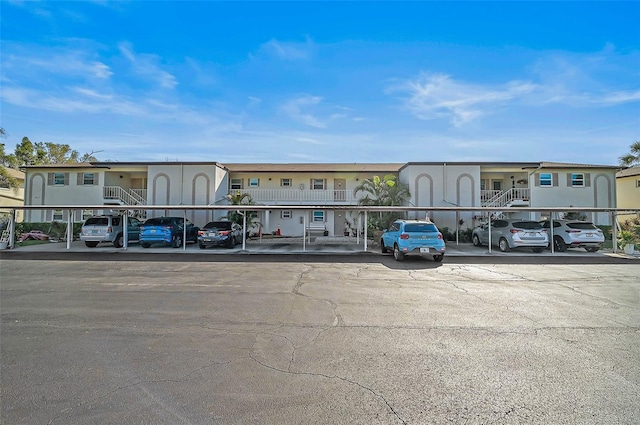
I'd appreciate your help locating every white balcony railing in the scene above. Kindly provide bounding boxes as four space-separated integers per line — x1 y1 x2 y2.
482 188 530 208
103 186 147 206
229 189 357 204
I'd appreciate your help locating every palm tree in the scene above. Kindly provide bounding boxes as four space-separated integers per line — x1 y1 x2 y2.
619 141 640 167
353 174 411 230
224 192 260 235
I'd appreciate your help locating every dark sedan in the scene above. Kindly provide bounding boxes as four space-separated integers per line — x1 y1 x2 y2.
197 221 242 248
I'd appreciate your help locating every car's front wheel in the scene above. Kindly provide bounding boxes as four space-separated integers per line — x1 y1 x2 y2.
172 235 182 248
84 241 99 248
585 247 600 253
393 244 405 261
472 234 481 247
433 254 444 262
198 242 206 249
113 234 123 248
498 238 510 252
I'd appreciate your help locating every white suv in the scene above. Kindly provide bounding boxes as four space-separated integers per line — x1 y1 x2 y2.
539 220 604 252
80 215 142 248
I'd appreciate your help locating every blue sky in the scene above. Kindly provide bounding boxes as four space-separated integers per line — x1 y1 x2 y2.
1 1 639 165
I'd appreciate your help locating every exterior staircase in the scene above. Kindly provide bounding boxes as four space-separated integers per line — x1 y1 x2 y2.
103 186 147 218
480 188 530 220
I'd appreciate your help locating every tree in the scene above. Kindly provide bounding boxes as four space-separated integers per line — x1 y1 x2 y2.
619 141 640 167
224 192 260 234
0 128 19 189
353 174 411 230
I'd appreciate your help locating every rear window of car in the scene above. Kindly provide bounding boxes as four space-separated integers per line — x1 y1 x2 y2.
567 222 597 230
513 221 541 230
207 221 232 230
144 218 171 226
404 223 438 233
84 217 108 226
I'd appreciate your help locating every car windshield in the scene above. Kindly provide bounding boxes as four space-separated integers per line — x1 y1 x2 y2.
84 217 108 226
567 222 598 230
512 221 542 230
205 221 232 230
404 223 438 232
143 218 177 226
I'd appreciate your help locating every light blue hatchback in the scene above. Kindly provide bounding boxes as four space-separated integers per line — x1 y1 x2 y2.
380 219 446 262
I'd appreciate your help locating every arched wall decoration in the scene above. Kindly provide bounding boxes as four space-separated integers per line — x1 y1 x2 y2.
456 173 476 207
152 173 171 207
191 173 211 205
28 173 46 206
414 173 434 207
593 173 612 207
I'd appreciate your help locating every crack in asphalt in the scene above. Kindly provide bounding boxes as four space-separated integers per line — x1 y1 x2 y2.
46 360 232 425
247 351 407 425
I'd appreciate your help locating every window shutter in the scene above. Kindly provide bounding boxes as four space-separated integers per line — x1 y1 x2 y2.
64 173 70 186
552 173 558 187
534 174 540 187
584 173 590 187
47 173 54 186
77 173 83 185
566 173 572 187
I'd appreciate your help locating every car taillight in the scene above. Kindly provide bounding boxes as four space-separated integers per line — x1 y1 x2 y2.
437 233 443 239
197 230 205 236
218 231 230 235
400 233 409 239
510 229 520 234
597 229 603 233
542 229 547 233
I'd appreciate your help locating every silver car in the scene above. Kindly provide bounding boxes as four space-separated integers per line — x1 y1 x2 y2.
539 219 604 252
472 219 549 252
80 215 142 248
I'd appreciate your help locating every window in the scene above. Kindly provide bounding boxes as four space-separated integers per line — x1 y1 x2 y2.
312 211 325 222
53 210 63 221
48 172 69 186
249 178 260 187
311 178 325 190
637 180 640 188
78 173 97 185
492 180 502 191
230 178 243 190
281 210 292 219
539 173 552 187
570 173 584 187
480 179 487 191
281 178 292 187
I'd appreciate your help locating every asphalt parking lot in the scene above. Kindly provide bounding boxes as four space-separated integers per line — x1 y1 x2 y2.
1 248 639 424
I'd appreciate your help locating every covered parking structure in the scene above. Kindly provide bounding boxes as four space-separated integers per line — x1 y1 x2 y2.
2 205 638 255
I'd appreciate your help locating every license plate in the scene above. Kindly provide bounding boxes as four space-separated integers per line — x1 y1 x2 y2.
586 233 593 237
150 229 156 233
420 247 430 253
92 230 98 234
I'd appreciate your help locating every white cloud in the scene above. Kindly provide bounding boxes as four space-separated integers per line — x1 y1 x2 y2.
254 38 314 61
281 95 327 128
118 42 177 89
390 73 537 126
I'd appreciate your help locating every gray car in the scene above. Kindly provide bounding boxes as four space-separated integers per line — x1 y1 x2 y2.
472 219 549 252
80 215 142 248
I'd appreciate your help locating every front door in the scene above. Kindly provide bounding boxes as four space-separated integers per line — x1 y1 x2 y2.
333 179 346 202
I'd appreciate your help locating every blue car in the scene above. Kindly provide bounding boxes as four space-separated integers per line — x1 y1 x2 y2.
380 219 446 262
139 217 199 248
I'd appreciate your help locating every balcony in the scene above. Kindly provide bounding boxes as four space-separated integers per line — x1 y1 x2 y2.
229 189 357 205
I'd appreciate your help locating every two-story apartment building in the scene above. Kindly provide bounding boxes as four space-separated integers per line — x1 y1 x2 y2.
400 162 619 228
21 160 621 236
1 166 25 223
616 166 640 223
